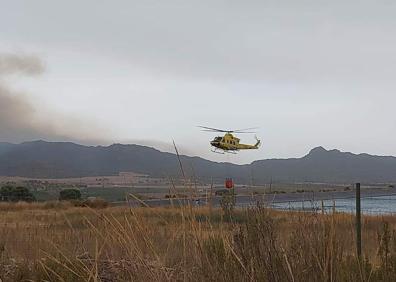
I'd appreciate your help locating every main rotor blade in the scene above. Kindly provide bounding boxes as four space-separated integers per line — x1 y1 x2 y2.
201 129 224 132
197 126 230 132
233 127 259 132
198 126 259 133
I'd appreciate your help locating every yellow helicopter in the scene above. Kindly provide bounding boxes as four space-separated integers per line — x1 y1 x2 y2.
199 126 261 154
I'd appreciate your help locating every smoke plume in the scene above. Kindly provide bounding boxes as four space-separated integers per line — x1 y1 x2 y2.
0 53 105 144
0 54 44 76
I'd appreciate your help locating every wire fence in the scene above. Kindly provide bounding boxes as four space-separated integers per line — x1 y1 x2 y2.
266 193 396 215
125 190 396 216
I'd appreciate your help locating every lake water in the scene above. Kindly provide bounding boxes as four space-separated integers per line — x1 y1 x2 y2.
270 195 396 215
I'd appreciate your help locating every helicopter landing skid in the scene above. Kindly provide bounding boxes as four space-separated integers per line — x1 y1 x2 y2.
211 148 238 154
211 149 225 154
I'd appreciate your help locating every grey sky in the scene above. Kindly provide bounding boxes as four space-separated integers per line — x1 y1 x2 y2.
1 0 396 163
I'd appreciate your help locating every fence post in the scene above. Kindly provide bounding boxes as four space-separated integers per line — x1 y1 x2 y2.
356 182 362 259
332 200 336 214
321 200 324 214
209 178 213 217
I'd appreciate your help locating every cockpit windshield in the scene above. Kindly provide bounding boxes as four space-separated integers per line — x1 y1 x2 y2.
214 137 222 142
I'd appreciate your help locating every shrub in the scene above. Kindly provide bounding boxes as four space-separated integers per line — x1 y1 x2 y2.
220 189 236 219
0 186 35 202
71 198 109 209
83 198 109 209
215 189 230 196
59 189 81 201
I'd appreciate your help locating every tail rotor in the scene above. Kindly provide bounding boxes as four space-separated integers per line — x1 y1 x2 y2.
254 135 261 148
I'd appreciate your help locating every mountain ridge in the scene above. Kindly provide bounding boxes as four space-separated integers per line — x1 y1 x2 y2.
0 140 395 184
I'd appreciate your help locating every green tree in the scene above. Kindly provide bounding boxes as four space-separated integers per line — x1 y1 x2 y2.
0 186 35 202
0 185 13 201
59 189 81 201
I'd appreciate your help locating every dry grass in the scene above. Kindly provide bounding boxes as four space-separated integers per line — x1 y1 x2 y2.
1 202 396 281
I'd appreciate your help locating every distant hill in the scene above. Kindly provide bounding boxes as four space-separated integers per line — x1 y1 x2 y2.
0 141 238 180
0 141 395 184
250 146 396 184
0 142 17 156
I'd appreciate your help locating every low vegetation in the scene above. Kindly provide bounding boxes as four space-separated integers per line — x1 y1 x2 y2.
1 202 396 281
59 188 82 201
0 185 35 202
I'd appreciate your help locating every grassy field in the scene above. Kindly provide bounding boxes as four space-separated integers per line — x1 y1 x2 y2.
9 176 361 203
31 187 153 202
1 202 396 281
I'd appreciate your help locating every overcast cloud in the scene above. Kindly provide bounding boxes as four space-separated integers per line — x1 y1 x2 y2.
1 0 396 163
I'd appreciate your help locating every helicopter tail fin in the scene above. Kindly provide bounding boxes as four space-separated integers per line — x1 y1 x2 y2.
254 135 261 148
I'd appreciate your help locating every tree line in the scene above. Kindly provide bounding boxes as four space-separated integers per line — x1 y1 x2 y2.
0 186 35 202
0 186 81 202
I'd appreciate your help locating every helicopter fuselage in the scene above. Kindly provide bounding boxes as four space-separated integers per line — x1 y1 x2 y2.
210 133 260 152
